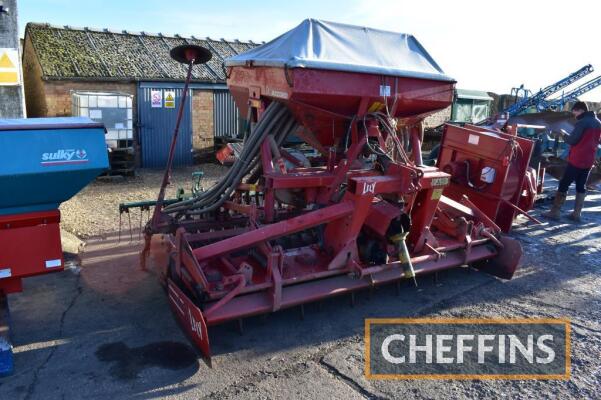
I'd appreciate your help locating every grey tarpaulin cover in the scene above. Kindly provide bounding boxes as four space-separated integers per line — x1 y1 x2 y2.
225 19 455 82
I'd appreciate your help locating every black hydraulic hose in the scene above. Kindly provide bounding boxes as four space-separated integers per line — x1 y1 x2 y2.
184 115 297 215
243 115 298 179
187 114 298 212
165 102 295 215
183 112 298 216
245 117 299 184
164 102 287 213
184 103 280 198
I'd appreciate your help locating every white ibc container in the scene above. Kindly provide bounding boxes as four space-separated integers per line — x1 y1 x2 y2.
72 92 133 149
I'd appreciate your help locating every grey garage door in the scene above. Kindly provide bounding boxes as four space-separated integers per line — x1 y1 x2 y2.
214 90 242 139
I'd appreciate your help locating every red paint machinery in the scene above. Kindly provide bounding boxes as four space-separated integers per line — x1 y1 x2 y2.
143 20 537 365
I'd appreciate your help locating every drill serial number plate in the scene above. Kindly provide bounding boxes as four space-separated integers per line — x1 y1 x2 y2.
431 177 449 187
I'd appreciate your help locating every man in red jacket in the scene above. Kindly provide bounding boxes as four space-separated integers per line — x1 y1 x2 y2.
544 102 601 222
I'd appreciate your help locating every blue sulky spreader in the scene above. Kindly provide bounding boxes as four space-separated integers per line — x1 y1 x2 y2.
0 117 108 376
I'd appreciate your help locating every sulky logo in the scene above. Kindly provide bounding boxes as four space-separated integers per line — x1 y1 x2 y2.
41 149 89 166
75 149 87 159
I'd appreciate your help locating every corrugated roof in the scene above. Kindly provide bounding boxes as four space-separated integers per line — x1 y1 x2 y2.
25 23 261 82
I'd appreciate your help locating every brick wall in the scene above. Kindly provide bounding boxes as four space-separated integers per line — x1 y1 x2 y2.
191 89 214 151
43 81 136 117
43 80 138 165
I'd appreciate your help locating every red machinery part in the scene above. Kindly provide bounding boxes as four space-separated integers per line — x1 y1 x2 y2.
145 101 530 365
143 25 536 365
227 67 454 147
437 124 536 233
216 142 244 166
216 143 235 165
0 210 63 294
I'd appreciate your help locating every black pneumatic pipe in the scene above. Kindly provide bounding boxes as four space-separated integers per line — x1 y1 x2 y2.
163 102 284 213
184 112 298 215
164 102 295 215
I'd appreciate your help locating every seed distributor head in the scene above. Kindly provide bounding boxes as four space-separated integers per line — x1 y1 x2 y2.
170 44 212 65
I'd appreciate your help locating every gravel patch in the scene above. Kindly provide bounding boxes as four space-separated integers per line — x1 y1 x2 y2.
59 164 230 239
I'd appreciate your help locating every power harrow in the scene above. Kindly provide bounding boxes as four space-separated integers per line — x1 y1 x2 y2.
141 20 538 365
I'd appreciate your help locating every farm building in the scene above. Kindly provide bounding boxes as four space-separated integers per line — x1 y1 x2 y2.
22 22 259 172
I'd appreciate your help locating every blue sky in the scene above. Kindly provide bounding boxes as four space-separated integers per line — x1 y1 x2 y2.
17 0 601 100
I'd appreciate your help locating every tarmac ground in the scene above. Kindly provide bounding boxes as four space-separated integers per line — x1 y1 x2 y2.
0 182 600 399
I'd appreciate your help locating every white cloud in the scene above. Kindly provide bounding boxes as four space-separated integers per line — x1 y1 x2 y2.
341 0 601 100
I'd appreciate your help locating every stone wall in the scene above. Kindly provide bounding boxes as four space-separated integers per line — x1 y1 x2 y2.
423 105 452 128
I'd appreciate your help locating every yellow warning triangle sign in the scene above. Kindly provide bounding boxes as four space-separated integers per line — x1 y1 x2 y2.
166 94 174 101
0 53 15 69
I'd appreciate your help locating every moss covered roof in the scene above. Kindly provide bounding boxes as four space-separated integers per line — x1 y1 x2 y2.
25 23 260 82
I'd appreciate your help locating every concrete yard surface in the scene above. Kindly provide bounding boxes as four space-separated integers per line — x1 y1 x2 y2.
0 189 600 399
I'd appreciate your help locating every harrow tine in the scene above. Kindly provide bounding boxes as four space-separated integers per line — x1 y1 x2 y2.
237 319 244 335
128 211 133 242
118 211 122 244
138 208 143 241
299 304 305 320
350 292 355 308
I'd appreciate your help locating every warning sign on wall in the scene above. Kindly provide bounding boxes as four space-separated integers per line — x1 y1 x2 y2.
0 49 20 86
151 90 162 108
164 91 176 108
